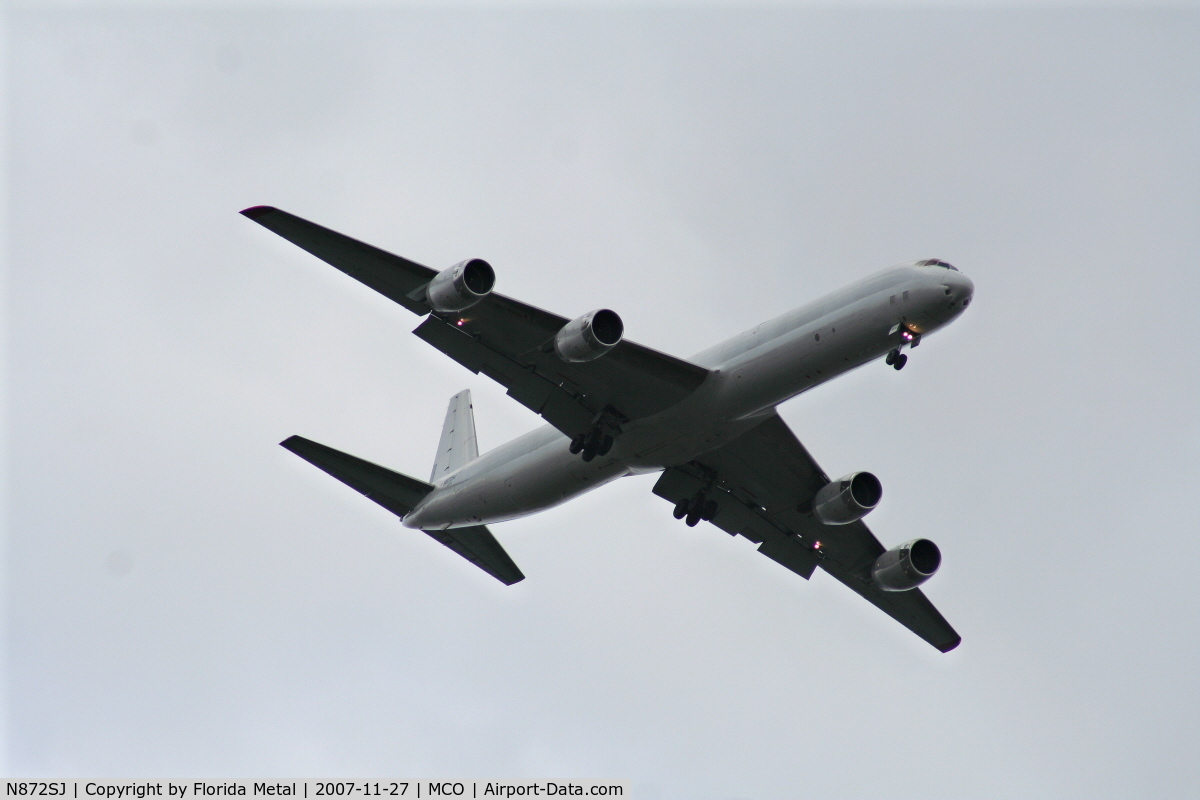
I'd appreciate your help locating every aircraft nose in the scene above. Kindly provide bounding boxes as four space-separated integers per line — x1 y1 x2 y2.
956 273 974 308
943 272 974 310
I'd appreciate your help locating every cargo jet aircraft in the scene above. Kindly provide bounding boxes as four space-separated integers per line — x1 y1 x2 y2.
243 206 974 652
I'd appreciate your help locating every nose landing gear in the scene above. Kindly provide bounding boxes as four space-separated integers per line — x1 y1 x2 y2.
885 327 921 370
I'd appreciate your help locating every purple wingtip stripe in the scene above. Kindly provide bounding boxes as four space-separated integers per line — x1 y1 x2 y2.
241 205 275 219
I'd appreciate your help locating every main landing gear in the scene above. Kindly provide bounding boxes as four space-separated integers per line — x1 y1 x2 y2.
568 428 613 462
570 407 624 462
673 491 719 527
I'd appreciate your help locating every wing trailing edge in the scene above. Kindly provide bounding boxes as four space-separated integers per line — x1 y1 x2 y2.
651 413 961 653
243 206 709 441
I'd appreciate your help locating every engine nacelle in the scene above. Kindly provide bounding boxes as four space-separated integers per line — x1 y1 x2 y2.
554 309 624 362
812 471 882 525
872 538 942 592
426 258 495 313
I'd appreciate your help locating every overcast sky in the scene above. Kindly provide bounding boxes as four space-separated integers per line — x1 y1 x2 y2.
5 4 1199 798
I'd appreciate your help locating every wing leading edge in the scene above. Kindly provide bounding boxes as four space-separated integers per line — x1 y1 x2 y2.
243 206 709 443
651 414 960 652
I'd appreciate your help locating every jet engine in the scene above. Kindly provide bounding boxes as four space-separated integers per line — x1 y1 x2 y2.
426 258 495 313
554 309 624 362
872 538 941 592
812 471 882 525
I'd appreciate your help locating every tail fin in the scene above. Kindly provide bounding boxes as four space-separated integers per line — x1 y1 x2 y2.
431 389 479 482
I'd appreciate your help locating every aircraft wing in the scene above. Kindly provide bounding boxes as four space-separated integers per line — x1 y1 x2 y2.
651 413 961 652
244 206 709 440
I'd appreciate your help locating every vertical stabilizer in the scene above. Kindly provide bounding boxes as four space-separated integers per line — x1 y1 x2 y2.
431 389 479 482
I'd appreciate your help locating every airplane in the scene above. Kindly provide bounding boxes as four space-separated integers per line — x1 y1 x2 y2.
242 206 974 652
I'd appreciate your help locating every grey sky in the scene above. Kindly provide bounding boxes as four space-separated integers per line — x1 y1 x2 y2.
5 5 1199 798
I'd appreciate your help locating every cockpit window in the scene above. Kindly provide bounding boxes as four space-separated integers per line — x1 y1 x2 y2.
915 258 958 271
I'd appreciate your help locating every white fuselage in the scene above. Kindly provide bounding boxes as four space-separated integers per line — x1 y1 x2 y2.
403 262 974 530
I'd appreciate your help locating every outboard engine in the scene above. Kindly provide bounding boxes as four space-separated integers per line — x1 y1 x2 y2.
872 539 942 592
555 309 624 362
812 471 882 525
426 258 495 313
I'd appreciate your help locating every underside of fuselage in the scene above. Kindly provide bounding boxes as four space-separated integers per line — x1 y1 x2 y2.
403 262 973 530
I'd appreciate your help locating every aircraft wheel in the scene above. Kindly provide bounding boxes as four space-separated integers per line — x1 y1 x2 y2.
885 349 897 365
893 353 908 371
701 500 719 521
581 446 597 462
568 434 585 454
673 499 689 519
685 510 702 527
598 435 614 456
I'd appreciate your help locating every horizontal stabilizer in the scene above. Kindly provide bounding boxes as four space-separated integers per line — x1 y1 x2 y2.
281 435 524 585
282 435 434 517
424 526 525 586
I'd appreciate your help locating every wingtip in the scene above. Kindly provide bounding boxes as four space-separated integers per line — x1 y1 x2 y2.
280 435 307 452
938 635 962 653
241 205 276 220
